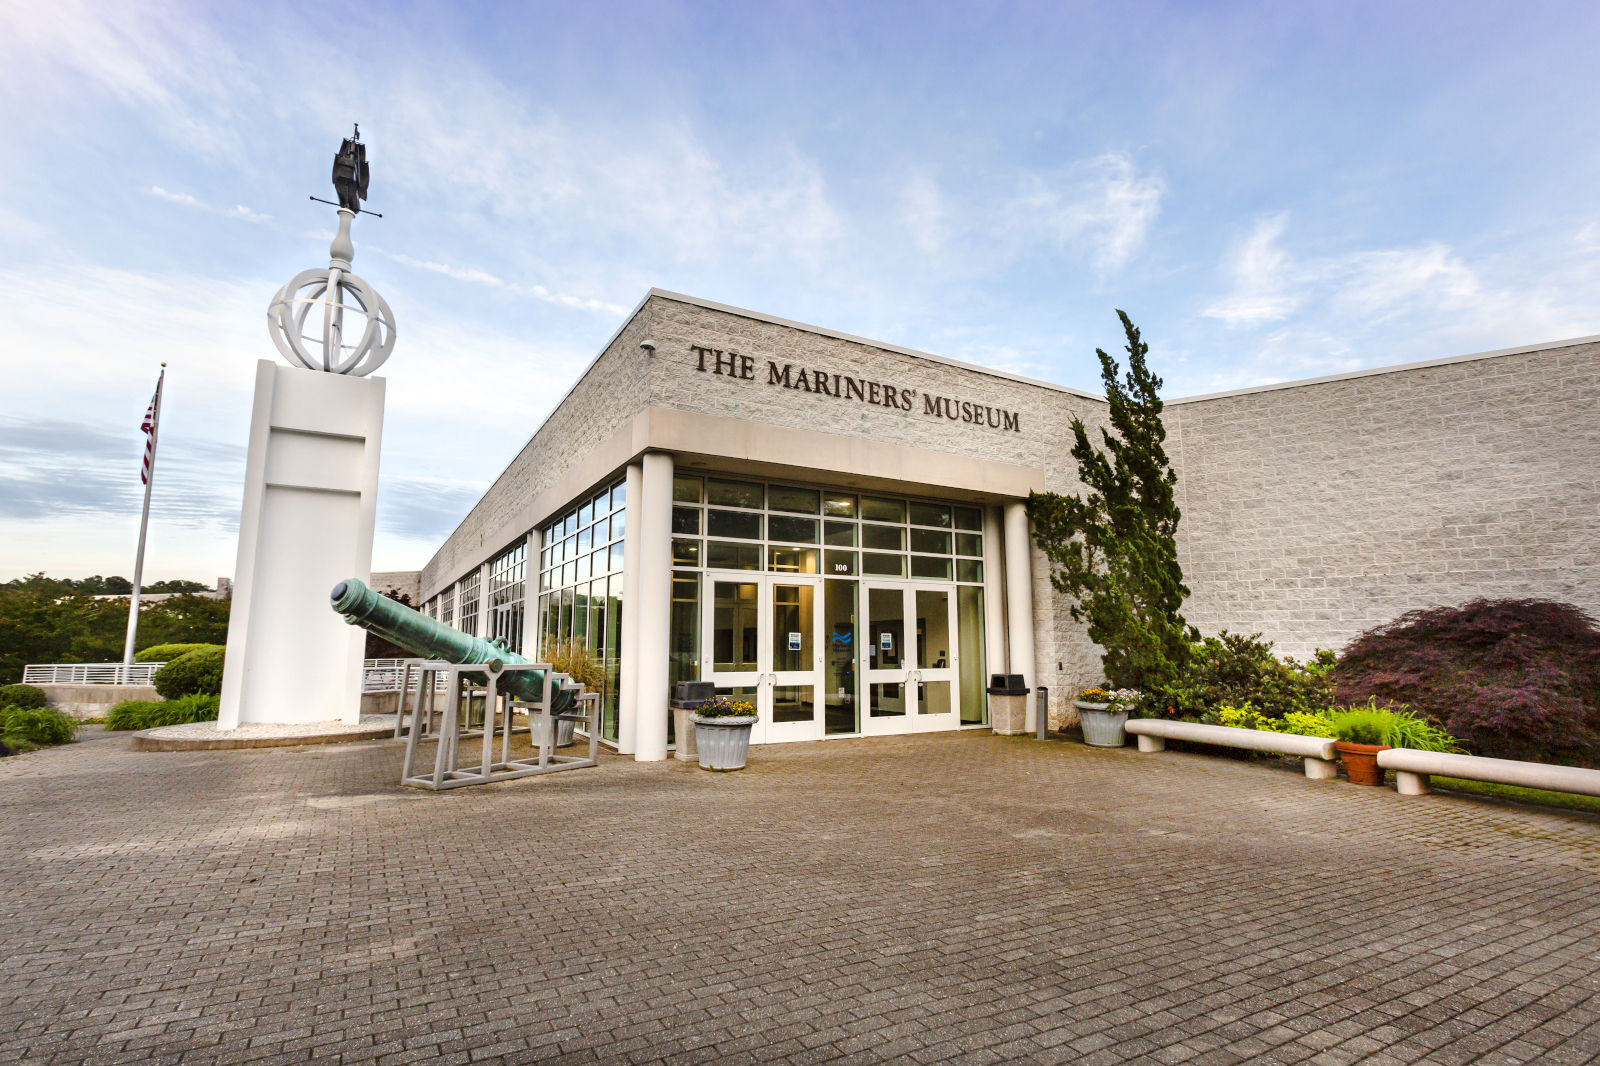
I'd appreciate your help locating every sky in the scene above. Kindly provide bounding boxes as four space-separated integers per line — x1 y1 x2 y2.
2 0 1598 583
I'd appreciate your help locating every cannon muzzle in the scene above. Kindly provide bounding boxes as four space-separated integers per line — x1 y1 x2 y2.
331 578 574 709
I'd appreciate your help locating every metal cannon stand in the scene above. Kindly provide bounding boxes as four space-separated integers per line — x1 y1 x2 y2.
400 661 598 790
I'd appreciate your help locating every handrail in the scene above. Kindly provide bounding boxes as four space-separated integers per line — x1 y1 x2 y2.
22 663 165 686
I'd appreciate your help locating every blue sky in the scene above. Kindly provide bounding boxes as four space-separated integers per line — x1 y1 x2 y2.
3 1 1598 582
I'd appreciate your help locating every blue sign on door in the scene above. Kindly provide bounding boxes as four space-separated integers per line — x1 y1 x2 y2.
788 632 802 651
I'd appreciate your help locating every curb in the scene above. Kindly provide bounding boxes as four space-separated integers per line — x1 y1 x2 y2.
130 726 398 751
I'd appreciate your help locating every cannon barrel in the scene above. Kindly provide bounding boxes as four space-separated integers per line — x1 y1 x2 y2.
330 578 574 709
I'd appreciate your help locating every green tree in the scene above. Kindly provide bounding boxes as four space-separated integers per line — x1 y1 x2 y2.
1026 311 1196 691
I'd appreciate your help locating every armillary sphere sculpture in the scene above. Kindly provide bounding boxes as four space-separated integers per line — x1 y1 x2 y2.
267 126 397 376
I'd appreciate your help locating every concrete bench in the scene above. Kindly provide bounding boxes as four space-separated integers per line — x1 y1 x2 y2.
1376 748 1600 797
1125 719 1339 779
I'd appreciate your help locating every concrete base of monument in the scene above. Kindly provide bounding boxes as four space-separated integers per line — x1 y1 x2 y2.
131 714 399 751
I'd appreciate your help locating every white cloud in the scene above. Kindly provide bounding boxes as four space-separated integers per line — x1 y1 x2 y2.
1012 152 1164 273
147 185 272 223
387 254 627 314
1202 213 1302 325
902 175 946 255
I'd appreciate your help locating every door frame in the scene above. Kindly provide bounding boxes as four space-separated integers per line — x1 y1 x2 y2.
859 579 962 736
700 570 825 745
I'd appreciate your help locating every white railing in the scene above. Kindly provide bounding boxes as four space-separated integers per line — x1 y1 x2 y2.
22 663 166 686
362 659 448 694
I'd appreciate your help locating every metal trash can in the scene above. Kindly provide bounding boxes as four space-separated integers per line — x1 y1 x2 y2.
670 681 716 762
987 673 1031 735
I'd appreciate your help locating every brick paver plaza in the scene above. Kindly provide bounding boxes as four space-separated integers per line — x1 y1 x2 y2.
4 729 1599 1065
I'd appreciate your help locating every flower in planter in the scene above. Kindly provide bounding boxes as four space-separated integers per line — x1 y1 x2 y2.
693 695 756 718
1077 687 1110 703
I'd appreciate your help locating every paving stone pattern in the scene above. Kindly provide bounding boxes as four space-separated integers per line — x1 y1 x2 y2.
5 728 1599 1065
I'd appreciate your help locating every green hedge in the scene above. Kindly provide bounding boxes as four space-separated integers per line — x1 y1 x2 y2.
0 684 48 710
105 694 220 731
154 646 225 698
135 643 222 664
2 704 79 747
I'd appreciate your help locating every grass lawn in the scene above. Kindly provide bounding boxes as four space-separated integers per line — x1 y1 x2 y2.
1430 776 1600 814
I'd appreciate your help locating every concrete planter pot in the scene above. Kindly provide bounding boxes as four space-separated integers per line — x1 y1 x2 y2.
1076 702 1127 747
1335 741 1390 786
690 714 757 771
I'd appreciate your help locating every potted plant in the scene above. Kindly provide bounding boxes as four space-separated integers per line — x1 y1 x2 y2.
1330 708 1390 785
1075 687 1130 747
689 695 757 771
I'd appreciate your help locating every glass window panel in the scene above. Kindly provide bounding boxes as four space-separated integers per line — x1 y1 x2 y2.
958 585 986 724
861 497 905 523
862 524 905 551
824 580 858 735
578 501 592 527
768 485 821 514
609 541 625 572
954 505 983 531
707 478 763 509
564 513 577 536
559 586 574 644
823 521 857 546
670 573 701 700
672 506 701 535
771 583 814 674
610 510 626 541
539 569 551 592
611 481 626 511
706 540 763 570
862 552 905 577
540 546 550 569
563 560 576 586
772 684 814 724
908 502 951 528
707 509 762 540
915 589 950 670
573 585 590 647
823 493 857 518
869 683 906 717
673 538 702 567
956 532 982 557
910 555 953 580
577 527 592 553
823 549 857 577
956 558 984 583
593 490 611 518
603 577 623 741
712 581 759 672
916 680 952 716
563 535 575 561
909 528 952 555
768 547 819 574
868 587 904 673
673 475 703 503
768 515 819 544
577 552 592 581
591 548 606 575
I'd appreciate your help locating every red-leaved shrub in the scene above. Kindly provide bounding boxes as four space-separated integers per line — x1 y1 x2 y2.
1336 599 1600 766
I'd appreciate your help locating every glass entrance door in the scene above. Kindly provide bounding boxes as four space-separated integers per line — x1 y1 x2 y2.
862 582 962 735
702 574 823 744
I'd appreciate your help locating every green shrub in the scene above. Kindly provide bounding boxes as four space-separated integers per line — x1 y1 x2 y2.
2 704 79 746
154 646 225 698
135 643 221 664
0 684 48 710
1330 709 1386 745
105 694 220 730
1148 632 1334 721
1214 700 1461 751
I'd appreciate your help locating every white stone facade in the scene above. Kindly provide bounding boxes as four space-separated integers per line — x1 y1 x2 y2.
413 290 1600 742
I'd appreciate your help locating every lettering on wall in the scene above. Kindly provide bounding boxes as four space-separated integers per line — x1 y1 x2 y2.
689 344 1021 433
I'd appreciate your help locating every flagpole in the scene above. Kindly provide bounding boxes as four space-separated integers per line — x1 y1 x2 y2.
122 365 166 680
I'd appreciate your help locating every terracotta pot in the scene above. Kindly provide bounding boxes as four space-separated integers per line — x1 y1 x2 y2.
1334 741 1391 786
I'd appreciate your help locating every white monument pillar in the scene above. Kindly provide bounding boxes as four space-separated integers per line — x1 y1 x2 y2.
1003 500 1038 732
634 452 674 761
218 143 397 729
616 460 645 755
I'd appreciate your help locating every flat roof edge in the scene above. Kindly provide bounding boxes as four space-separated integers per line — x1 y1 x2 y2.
1167 333 1600 405
646 288 1103 400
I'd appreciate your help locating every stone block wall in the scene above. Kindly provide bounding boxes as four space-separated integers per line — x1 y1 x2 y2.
1167 339 1600 661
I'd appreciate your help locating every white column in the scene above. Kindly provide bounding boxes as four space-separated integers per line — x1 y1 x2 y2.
1003 501 1037 732
617 461 645 754
982 504 1008 686
634 452 674 761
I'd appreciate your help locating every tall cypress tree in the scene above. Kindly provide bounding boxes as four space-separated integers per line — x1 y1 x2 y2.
1027 311 1196 690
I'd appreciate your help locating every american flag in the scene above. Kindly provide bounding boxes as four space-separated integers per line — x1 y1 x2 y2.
140 372 164 485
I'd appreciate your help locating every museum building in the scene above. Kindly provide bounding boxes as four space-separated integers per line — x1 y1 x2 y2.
412 289 1600 761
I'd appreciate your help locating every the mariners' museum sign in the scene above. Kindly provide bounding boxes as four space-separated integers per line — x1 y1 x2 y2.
690 344 1022 432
